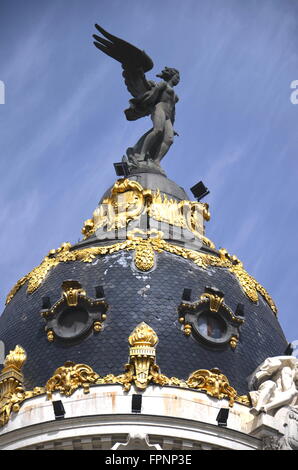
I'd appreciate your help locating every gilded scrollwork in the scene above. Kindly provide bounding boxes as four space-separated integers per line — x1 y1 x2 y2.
46 361 101 398
186 368 238 406
0 334 251 427
82 178 152 238
81 178 213 247
181 293 245 325
185 368 250 406
6 235 277 315
218 249 278 314
5 242 72 304
149 191 213 247
178 288 245 350
0 387 44 427
41 280 108 342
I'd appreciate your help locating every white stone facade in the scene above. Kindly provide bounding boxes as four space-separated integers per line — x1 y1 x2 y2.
0 384 268 450
1 383 296 450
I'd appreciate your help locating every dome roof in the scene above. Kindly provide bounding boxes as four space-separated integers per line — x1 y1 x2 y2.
0 172 287 396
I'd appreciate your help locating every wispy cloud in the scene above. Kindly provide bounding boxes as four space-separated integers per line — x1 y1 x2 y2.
0 0 297 341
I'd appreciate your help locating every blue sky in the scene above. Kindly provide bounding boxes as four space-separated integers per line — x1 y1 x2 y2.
0 0 297 343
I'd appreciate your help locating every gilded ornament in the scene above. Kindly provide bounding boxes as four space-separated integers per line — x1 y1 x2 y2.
93 321 103 332
81 178 213 247
200 292 224 313
82 178 151 238
229 335 239 350
128 321 158 347
3 345 27 372
200 236 215 249
0 386 44 427
179 294 244 326
45 361 100 398
128 322 158 390
148 190 210 240
202 203 211 221
81 218 95 238
186 368 239 407
178 292 244 348
128 229 162 272
62 280 86 307
0 335 251 427
41 281 108 342
0 346 45 427
47 330 55 342
6 236 277 315
183 324 192 336
134 243 155 271
218 249 278 315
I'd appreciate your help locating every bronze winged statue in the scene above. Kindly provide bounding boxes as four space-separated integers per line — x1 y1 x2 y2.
93 24 180 174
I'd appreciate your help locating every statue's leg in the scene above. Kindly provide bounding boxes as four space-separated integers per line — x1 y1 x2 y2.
263 387 297 413
253 381 276 413
126 129 153 164
156 119 174 162
261 367 297 413
139 105 165 160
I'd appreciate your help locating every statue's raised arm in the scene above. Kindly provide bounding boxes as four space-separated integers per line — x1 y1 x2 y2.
93 24 180 174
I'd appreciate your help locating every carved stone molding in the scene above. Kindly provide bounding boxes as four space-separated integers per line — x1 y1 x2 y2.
262 435 282 450
284 407 298 450
112 433 162 450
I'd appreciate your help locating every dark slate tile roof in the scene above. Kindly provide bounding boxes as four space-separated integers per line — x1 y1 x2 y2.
0 249 287 395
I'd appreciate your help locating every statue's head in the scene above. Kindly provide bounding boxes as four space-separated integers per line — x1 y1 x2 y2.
156 67 180 86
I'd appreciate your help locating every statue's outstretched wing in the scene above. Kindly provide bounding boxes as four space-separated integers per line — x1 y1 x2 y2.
93 24 154 101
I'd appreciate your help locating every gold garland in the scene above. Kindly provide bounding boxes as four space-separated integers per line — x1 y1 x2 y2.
0 330 251 426
5 236 277 314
